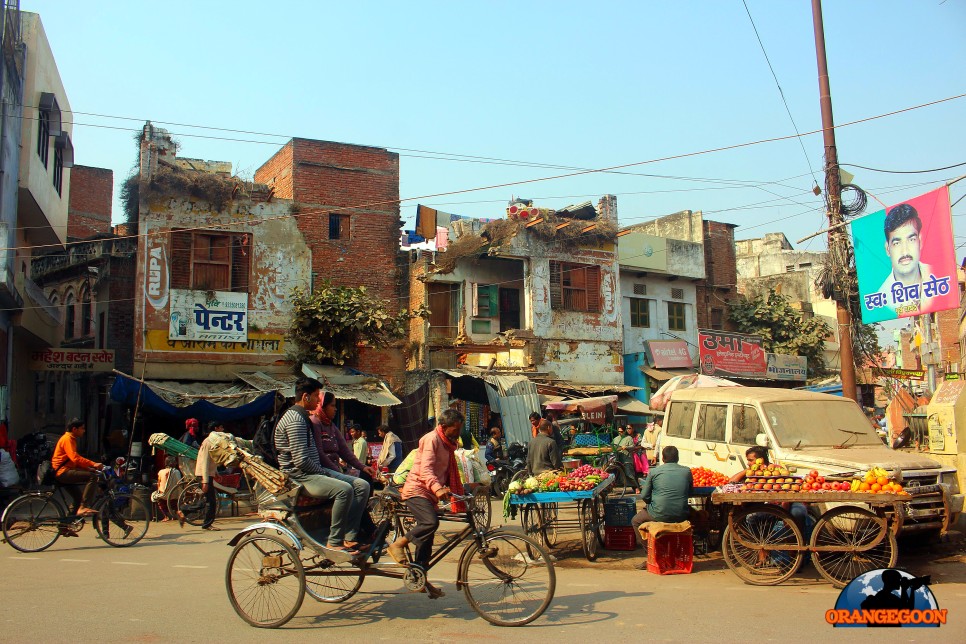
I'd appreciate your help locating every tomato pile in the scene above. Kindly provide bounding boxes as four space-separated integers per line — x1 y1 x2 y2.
690 466 729 487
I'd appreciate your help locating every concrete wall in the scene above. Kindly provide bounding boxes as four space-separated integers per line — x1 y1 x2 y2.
619 270 698 359
18 12 69 248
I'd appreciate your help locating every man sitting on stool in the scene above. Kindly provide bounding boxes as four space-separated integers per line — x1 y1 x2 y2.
631 445 693 568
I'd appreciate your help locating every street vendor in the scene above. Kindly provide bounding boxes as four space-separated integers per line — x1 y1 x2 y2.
527 419 562 475
631 445 693 557
729 446 808 531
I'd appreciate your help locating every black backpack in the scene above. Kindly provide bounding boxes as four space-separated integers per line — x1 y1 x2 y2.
253 414 281 469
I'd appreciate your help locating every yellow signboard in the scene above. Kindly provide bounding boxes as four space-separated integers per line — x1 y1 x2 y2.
145 330 285 354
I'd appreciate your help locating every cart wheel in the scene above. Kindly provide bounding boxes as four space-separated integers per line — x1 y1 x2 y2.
1 494 65 553
519 504 543 546
178 482 207 527
721 506 804 586
541 503 558 547
226 534 305 628
578 499 600 561
459 530 556 627
303 555 364 603
810 506 898 588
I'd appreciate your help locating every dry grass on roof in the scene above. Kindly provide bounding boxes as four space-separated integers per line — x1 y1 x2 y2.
148 160 242 211
433 213 617 274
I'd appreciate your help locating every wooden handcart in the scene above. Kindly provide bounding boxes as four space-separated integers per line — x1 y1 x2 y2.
711 487 946 588
509 474 615 561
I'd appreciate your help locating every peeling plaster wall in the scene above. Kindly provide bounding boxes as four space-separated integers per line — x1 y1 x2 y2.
133 195 310 380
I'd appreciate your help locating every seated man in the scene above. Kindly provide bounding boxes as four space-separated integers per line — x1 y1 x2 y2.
388 408 465 599
729 445 808 532
631 445 693 560
274 377 362 555
485 427 505 463
527 419 562 476
51 418 104 516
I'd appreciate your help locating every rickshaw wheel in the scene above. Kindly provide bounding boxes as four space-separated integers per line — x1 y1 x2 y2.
810 506 898 588
226 534 305 628
304 555 364 603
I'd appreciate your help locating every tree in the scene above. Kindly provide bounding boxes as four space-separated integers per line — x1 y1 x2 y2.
287 282 427 366
728 290 833 377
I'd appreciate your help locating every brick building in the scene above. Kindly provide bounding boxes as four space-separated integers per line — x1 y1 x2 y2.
255 139 404 386
66 165 112 239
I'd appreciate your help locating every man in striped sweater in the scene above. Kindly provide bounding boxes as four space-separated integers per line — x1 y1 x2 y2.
274 377 362 555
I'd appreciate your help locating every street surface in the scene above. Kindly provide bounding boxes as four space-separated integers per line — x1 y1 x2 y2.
2 508 964 643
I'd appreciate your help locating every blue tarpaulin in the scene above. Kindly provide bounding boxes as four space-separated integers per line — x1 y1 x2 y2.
109 373 278 422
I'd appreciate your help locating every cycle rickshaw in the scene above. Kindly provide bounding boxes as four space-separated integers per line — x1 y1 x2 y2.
204 433 556 629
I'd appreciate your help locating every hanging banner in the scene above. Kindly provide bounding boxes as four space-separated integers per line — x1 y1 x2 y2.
646 340 693 369
698 330 766 378
168 289 249 342
852 187 956 323
765 353 807 380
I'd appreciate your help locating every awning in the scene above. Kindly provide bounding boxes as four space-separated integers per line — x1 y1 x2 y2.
615 394 663 416
302 364 401 407
545 394 617 424
109 372 278 422
640 366 696 381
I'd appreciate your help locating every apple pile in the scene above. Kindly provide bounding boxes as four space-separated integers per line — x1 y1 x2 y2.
691 466 729 487
741 457 803 492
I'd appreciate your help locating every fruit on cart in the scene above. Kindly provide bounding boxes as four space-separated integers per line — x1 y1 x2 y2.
690 466 729 486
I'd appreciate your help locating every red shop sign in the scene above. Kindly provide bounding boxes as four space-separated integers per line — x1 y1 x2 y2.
698 330 766 379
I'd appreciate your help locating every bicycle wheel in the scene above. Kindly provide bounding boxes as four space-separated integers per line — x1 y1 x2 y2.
226 534 305 628
94 492 150 547
721 506 804 586
178 482 207 526
459 531 556 627
578 499 600 561
472 486 492 533
1 494 65 553
303 555 365 603
810 506 897 588
519 504 546 548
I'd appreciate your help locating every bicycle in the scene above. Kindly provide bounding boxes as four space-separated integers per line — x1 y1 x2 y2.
1 468 151 552
225 487 556 628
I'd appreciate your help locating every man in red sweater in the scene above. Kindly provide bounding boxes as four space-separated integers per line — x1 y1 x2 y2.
387 408 465 599
51 419 103 516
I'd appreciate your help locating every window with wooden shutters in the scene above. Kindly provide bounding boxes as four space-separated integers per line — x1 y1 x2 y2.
329 214 350 240
169 230 252 292
549 261 601 312
667 301 687 331
630 298 650 328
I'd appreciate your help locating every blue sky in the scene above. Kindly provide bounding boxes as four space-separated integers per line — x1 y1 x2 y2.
24 0 966 253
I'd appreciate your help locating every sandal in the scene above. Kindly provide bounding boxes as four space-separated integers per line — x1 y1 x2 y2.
327 544 362 556
424 583 445 599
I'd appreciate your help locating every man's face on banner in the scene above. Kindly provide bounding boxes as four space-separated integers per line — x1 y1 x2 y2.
885 221 922 282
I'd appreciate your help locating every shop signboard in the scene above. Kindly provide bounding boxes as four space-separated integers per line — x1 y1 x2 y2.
30 349 115 372
646 340 692 369
698 330 766 379
765 353 807 380
168 289 249 342
881 367 926 381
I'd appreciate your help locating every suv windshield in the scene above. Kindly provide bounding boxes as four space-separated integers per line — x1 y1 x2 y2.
762 400 882 448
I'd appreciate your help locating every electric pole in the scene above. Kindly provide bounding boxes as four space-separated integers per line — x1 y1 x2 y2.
811 0 858 402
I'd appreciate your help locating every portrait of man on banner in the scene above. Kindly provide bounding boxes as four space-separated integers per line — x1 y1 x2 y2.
851 187 956 324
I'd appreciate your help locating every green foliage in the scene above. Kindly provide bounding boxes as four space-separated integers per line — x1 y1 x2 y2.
728 290 833 377
287 281 428 365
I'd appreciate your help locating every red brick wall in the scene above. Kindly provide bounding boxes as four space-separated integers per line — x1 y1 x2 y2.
256 138 405 386
68 166 113 239
698 220 738 331
936 308 961 370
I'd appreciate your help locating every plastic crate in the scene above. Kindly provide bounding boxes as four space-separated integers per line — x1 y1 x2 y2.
646 532 694 575
604 497 636 527
604 525 637 551
573 434 609 447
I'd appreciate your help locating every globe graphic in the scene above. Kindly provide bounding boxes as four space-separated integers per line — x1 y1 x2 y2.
834 568 939 628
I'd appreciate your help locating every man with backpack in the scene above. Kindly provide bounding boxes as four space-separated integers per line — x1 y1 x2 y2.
273 377 363 555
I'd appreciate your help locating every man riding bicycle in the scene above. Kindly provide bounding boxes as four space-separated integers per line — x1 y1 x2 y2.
51 418 103 517
387 408 466 599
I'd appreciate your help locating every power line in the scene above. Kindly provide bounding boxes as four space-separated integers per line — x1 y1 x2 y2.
741 0 820 190
839 161 966 174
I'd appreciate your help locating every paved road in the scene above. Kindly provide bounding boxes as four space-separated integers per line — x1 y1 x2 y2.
2 514 963 642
